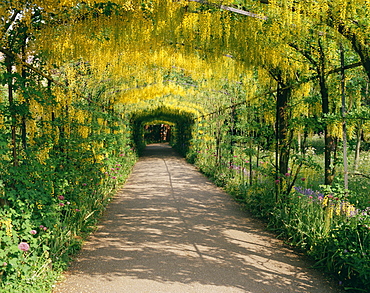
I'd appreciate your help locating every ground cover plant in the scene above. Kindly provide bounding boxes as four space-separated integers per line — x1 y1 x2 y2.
1 0 370 292
189 131 370 291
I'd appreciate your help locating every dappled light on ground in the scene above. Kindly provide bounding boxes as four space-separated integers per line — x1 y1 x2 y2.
54 144 340 293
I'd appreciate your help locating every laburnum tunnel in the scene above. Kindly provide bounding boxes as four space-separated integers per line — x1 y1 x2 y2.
130 106 199 156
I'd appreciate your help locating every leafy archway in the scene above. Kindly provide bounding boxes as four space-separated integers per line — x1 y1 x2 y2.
130 104 201 155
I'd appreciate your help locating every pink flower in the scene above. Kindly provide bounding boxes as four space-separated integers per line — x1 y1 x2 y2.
285 173 290 177
309 196 313 199
119 153 125 156
18 242 30 252
58 195 65 200
112 176 117 179
75 209 80 212
66 201 71 205
59 203 65 207
2 262 7 266
301 178 306 181
275 180 280 184
30 230 37 235
82 183 87 186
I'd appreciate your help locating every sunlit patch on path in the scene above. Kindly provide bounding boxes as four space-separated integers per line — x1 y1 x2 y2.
54 143 341 293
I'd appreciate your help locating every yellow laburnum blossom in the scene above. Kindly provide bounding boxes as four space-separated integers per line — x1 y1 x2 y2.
0 219 13 237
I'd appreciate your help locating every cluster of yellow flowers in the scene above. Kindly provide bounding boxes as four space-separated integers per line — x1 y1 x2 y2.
0 218 13 237
321 195 358 218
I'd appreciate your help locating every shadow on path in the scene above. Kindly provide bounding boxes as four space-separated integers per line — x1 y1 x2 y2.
54 143 341 293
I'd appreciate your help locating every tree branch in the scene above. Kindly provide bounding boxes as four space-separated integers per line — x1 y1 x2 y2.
353 172 370 180
0 47 64 87
0 9 20 41
187 0 267 20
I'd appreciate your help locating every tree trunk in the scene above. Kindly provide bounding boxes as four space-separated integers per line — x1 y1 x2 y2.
354 128 362 171
20 42 28 151
316 39 336 186
340 44 348 190
5 55 18 167
229 103 237 166
276 81 291 177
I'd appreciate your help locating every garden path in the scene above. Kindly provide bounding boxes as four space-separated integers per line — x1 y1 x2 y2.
53 143 341 293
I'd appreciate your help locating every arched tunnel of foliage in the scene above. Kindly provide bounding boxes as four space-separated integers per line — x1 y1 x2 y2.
0 0 370 291
130 106 197 155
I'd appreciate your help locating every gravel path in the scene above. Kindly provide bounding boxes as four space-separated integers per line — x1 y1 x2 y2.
54 143 341 293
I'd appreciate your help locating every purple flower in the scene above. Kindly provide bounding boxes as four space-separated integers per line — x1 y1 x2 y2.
294 186 324 200
18 242 30 252
82 183 87 186
30 230 37 235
